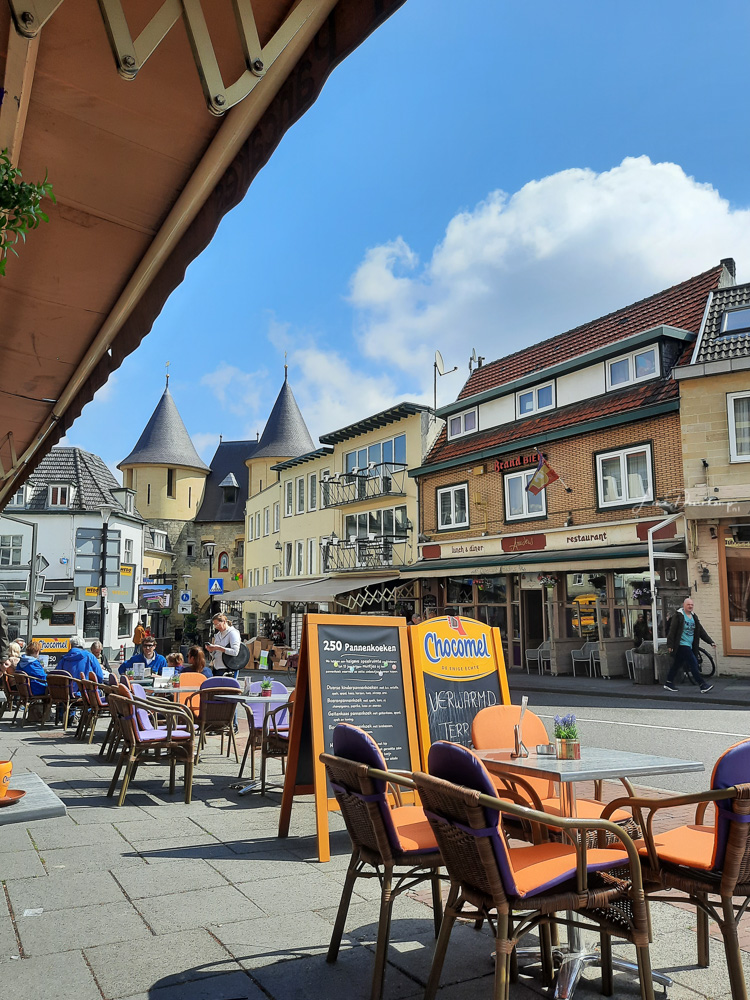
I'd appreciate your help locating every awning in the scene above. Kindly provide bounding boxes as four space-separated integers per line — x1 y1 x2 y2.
0 0 406 503
224 573 399 604
400 542 686 578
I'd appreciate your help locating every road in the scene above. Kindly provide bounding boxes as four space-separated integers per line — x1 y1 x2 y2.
510 688 750 792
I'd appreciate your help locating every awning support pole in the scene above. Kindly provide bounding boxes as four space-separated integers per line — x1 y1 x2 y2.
648 512 683 650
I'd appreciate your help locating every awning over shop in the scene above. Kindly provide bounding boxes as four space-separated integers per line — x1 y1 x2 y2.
223 573 400 605
400 541 686 578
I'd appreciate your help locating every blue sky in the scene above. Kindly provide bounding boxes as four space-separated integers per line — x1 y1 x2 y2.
66 0 750 477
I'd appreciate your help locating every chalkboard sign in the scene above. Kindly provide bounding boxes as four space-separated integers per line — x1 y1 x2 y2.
279 613 420 862
51 612 75 626
408 615 510 764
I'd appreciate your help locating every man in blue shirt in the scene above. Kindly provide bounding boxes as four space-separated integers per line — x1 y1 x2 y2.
119 637 167 676
16 640 48 695
57 636 105 686
665 596 716 694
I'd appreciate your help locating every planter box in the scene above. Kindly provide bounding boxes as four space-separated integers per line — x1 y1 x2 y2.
655 651 672 685
632 652 655 685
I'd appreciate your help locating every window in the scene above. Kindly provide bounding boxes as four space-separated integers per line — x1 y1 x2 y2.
504 470 546 520
274 564 281 579
263 566 269 585
167 468 176 498
437 484 469 530
345 434 408 472
49 485 70 507
222 485 238 504
344 505 409 540
284 542 293 576
728 391 750 462
308 472 317 511
125 493 134 514
188 487 192 509
255 512 261 539
124 538 133 564
0 535 22 566
448 408 478 439
236 541 244 559
516 383 555 418
721 306 750 336
147 484 151 505
606 347 659 390
308 538 316 575
118 606 131 638
247 517 254 541
296 476 305 514
254 568 260 586
263 507 270 535
320 468 330 507
284 481 293 516
725 533 750 622
8 486 24 506
596 445 653 507
187 542 195 558
152 530 167 550
274 502 280 532
296 540 304 575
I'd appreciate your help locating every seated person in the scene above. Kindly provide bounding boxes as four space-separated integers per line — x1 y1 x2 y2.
57 636 105 685
3 640 22 674
90 640 110 673
16 640 48 695
167 652 184 673
184 646 212 679
119 637 167 676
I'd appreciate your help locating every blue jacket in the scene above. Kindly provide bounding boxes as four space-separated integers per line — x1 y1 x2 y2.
16 654 48 695
57 648 105 686
119 651 168 676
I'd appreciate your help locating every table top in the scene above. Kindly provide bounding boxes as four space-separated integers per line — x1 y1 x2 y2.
0 773 67 826
477 746 705 784
146 686 202 695
215 692 290 705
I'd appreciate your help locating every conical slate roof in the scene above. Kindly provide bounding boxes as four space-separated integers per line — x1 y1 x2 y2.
118 387 209 472
253 379 315 459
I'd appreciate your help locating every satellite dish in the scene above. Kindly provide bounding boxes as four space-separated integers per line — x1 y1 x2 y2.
435 350 445 376
469 348 477 372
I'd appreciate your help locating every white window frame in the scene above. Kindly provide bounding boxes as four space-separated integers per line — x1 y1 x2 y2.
48 484 71 507
153 530 167 550
273 563 281 579
263 566 269 584
295 539 304 576
263 507 270 535
0 534 22 566
515 382 555 419
605 346 660 390
295 476 305 514
284 481 293 517
247 516 254 541
504 469 547 521
255 512 261 538
308 472 317 511
274 502 280 532
437 484 469 530
447 408 478 440
254 568 260 586
8 486 25 506
596 445 654 508
123 538 134 563
284 542 293 576
721 305 750 336
728 390 750 463
308 537 316 576
320 469 330 508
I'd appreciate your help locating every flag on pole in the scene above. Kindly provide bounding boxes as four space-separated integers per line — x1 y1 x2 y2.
526 451 559 496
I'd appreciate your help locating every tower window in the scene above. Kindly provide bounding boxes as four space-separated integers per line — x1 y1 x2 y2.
147 484 151 505
167 468 176 498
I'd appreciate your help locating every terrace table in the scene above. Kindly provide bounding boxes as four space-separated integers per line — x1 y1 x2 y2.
477 746 705 999
215 692 290 795
0 773 67 826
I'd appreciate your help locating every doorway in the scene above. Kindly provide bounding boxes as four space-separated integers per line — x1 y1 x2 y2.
522 589 545 653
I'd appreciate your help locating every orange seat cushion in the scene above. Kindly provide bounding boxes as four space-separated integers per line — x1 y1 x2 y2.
636 824 714 870
391 805 438 852
541 797 633 824
509 842 628 896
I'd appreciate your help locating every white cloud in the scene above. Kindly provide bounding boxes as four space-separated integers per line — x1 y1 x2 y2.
192 432 221 462
347 156 750 403
200 363 268 418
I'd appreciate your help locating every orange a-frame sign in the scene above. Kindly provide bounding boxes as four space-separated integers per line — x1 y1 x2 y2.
408 615 510 764
278 613 421 862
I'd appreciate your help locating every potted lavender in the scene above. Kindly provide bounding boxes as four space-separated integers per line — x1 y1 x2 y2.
554 713 581 760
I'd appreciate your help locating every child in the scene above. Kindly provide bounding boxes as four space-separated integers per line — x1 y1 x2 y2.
167 652 184 673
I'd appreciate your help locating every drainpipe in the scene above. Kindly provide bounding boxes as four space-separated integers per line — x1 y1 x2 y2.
648 512 684 650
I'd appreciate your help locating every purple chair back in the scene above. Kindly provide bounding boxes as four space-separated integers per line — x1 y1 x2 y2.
710 739 750 871
203 676 240 690
246 680 289 727
131 682 153 731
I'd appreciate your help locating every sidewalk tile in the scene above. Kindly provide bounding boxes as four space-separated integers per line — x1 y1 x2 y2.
7 869 126 913
111 859 228 899
17 899 150 957
0 849 45 880
0 949 102 999
118 969 266 1000
211 910 353 969
135 885 264 933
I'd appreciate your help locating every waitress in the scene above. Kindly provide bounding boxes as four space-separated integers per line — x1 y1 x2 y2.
205 613 241 676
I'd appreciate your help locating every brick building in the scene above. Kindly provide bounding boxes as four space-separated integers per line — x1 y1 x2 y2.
407 263 731 675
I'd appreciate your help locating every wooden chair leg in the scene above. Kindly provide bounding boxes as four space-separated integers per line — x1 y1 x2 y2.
63 703 70 730
327 850 360 963
430 868 443 935
370 867 395 1000
238 731 252 779
99 719 114 756
184 756 194 804
424 883 460 1000
230 727 239 763
117 755 137 806
696 893 710 967
635 944 656 1000
600 931 613 996
494 911 510 1000
720 896 748 1000
169 755 176 794
540 922 554 987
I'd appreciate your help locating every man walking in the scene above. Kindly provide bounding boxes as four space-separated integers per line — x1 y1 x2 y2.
664 596 716 694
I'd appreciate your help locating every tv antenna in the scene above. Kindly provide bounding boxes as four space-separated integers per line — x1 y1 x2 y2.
434 350 458 416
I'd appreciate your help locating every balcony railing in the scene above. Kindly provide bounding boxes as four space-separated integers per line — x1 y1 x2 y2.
321 464 407 507
322 535 408 572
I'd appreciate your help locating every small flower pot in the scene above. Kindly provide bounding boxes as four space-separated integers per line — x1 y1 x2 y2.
555 739 581 760
260 689 272 698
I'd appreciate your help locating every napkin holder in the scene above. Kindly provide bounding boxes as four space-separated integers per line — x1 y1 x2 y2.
510 724 528 759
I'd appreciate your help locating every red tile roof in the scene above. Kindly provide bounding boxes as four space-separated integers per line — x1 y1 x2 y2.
457 265 723 401
426 378 679 468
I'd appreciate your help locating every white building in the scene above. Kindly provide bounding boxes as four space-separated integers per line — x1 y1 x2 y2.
0 447 145 659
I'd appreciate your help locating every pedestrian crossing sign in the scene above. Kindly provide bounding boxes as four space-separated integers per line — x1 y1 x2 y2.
208 578 223 595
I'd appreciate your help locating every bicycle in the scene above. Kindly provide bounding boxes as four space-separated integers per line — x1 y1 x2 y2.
681 645 716 685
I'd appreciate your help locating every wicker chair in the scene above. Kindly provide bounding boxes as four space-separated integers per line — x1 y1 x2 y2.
77 673 113 744
320 723 443 1000
603 739 750 1000
193 681 240 764
107 685 195 806
471 705 640 847
260 691 295 794
13 672 51 726
46 669 81 730
415 740 655 1000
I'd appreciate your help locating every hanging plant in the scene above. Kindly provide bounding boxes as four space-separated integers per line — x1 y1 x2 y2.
0 148 55 276
39 604 53 621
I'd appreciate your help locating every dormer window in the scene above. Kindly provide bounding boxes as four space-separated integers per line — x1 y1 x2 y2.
516 382 555 418
125 494 134 514
8 486 25 506
218 473 239 505
721 306 750 337
223 486 238 504
606 346 659 390
447 408 478 439
152 530 167 550
49 484 71 507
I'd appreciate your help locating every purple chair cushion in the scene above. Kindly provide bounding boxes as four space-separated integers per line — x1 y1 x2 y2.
202 676 240 690
710 738 750 871
138 728 192 742
131 683 154 731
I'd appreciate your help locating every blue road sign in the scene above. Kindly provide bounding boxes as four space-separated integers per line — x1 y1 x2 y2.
208 578 224 595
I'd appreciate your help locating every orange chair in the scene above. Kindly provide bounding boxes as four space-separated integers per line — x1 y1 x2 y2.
471 705 638 840
604 739 750 1000
175 672 206 715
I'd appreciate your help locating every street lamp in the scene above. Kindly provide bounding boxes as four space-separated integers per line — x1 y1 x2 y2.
202 542 215 609
98 503 114 644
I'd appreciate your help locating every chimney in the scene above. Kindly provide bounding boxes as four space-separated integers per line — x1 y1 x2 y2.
720 257 737 284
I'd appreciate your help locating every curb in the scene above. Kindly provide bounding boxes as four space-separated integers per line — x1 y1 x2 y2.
508 675 750 709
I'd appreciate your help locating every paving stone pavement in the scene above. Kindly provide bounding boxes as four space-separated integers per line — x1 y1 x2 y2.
0 713 747 1000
